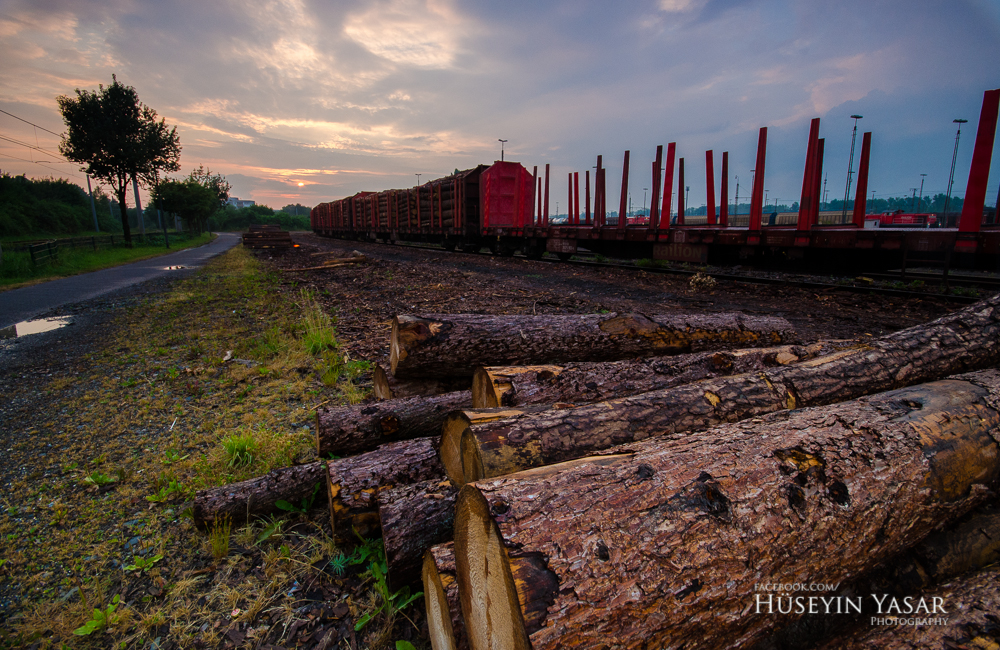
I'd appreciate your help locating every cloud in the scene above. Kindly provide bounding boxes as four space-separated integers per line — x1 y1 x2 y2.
343 0 474 68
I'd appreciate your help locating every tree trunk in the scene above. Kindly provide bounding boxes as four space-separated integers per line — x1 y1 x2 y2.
115 185 132 245
390 312 797 379
378 479 457 589
815 566 1000 650
456 293 1000 484
424 543 560 650
326 437 444 538
472 342 851 408
440 407 556 485
315 390 471 457
192 461 326 529
452 370 1000 650
373 364 468 401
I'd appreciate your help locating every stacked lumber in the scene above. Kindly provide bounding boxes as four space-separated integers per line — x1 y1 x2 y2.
242 224 293 250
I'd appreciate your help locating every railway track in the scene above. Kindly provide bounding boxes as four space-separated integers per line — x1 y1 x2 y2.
337 239 993 305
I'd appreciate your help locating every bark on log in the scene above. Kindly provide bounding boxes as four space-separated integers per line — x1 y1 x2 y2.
816 566 1000 650
440 407 558 485
326 437 444 538
390 312 797 379
378 479 457 589
424 543 560 650
315 390 471 457
373 364 469 401
193 461 326 529
456 293 1000 483
453 370 1000 650
472 342 852 408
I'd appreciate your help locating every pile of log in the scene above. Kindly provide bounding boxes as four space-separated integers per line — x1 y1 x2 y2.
242 224 294 250
189 297 1000 650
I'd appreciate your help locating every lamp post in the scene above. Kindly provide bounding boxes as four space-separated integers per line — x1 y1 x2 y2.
498 139 507 162
842 114 863 223
943 118 967 222
415 173 421 185
643 188 648 217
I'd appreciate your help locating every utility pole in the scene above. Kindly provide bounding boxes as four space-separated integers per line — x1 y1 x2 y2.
870 191 876 213
498 139 507 162
916 174 926 212
910 188 918 211
822 173 828 207
133 178 145 237
643 188 648 217
734 176 739 216
415 173 421 185
943 118 967 222
843 115 863 223
86 174 100 232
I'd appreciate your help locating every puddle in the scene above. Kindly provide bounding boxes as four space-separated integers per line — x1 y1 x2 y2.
164 265 186 270
0 317 73 340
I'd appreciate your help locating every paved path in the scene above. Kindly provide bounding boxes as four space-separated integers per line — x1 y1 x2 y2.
0 232 241 329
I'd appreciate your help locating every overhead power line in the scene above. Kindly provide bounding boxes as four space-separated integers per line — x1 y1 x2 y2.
0 108 64 137
0 133 63 157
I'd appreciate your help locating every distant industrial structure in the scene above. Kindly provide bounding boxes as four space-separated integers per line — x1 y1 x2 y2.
227 197 256 209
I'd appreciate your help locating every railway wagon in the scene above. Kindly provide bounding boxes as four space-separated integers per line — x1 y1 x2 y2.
310 161 534 252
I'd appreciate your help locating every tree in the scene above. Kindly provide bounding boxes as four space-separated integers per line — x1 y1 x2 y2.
57 75 181 244
187 165 231 207
153 179 218 234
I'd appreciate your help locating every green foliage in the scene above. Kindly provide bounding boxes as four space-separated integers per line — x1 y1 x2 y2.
0 174 120 237
209 203 310 232
83 472 114 486
146 479 186 503
73 594 120 635
396 641 417 650
275 483 321 514
255 517 284 544
124 554 163 573
187 165 231 207
153 179 218 234
222 433 257 468
57 74 181 243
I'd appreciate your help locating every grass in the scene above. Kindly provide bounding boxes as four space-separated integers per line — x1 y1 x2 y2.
0 245 403 649
0 231 215 290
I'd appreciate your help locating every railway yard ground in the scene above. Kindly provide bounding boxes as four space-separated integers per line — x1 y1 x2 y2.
0 230 992 650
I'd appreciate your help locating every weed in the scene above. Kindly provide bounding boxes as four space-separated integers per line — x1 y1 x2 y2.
255 517 284 544
165 367 180 380
355 557 422 631
163 448 189 465
952 286 980 298
396 642 417 650
209 517 231 561
73 594 121 636
124 554 164 573
83 472 114 487
222 432 257 468
329 553 349 576
146 479 186 503
275 483 321 514
300 289 338 355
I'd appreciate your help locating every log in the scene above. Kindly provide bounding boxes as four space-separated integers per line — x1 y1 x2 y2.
439 407 558 485
815 566 1000 650
315 390 471 457
472 341 852 408
326 437 444 538
296 259 367 271
378 479 457 589
373 364 469 401
193 461 326 529
454 293 1000 483
453 370 1000 650
423 543 560 650
390 312 797 379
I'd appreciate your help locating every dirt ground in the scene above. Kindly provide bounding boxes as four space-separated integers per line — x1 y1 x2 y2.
0 232 968 650
278 232 957 363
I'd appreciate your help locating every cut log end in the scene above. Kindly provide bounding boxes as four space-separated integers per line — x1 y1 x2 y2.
455 485 530 650
373 364 393 401
441 412 472 485
473 366 564 409
472 367 502 409
460 429 486 484
423 551 458 650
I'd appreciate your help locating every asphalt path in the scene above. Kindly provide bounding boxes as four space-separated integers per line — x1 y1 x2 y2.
0 232 241 329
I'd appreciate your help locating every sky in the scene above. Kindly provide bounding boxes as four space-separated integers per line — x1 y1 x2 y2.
1 0 999 214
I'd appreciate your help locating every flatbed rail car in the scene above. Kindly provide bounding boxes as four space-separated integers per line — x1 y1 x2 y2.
312 89 1000 270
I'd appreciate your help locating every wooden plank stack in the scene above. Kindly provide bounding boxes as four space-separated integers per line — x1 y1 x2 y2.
242 224 294 250
193 298 1000 650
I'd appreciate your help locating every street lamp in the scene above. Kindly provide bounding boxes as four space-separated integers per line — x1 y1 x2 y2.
498 139 507 162
943 119 967 222
842 114 863 223
415 173 421 185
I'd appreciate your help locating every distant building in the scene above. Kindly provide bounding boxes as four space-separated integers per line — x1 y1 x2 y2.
227 197 256 208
